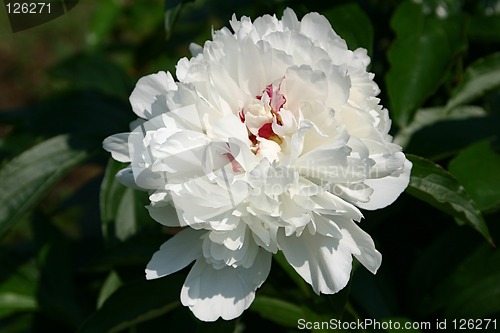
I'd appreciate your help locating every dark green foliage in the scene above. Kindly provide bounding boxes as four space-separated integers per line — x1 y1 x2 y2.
0 0 499 332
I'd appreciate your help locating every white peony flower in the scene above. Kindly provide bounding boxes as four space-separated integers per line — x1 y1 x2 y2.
103 8 411 321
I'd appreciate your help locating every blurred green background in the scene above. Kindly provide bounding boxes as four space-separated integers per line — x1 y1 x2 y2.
0 0 499 332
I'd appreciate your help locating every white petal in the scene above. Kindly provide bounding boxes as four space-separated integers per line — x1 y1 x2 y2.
147 201 187 227
281 65 328 112
189 43 203 57
257 138 281 163
263 31 328 67
115 167 143 190
277 228 353 294
299 12 338 44
357 157 412 210
207 62 247 114
102 133 131 162
130 71 177 119
210 114 249 143
181 249 272 321
145 229 205 279
332 215 382 274
316 59 351 110
282 8 300 31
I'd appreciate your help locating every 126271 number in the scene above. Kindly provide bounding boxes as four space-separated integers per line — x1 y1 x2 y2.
5 2 51 14
452 319 497 330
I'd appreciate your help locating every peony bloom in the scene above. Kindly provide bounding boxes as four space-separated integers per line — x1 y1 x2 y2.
103 8 411 321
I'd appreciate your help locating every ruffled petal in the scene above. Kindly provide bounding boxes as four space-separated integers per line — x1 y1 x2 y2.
181 249 272 321
357 157 412 210
102 133 131 163
145 229 205 279
332 215 382 274
130 71 177 119
277 228 354 294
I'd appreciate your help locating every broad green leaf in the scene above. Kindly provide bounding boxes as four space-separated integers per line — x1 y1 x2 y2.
82 232 166 272
115 189 137 240
86 0 122 48
426 244 500 317
164 0 196 39
195 320 238 333
97 271 123 309
78 276 183 333
386 1 466 126
13 91 133 140
0 259 38 317
0 313 33 333
402 113 498 160
325 3 373 56
408 225 481 316
394 106 486 147
0 135 94 238
100 158 138 242
405 155 492 244
449 141 500 212
34 217 85 329
446 53 500 110
273 251 311 297
469 15 500 42
50 53 132 99
350 268 395 319
100 159 127 235
250 296 304 328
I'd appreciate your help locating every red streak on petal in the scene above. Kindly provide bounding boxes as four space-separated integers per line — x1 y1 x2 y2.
239 109 245 122
249 133 258 145
271 89 286 112
257 122 274 139
264 84 273 99
256 83 286 112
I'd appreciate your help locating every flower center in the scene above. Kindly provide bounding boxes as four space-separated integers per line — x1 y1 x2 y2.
239 82 286 153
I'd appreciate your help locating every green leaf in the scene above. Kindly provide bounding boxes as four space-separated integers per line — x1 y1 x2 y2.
96 271 123 309
0 313 33 333
386 1 466 126
195 320 238 333
273 251 311 297
78 276 183 333
250 295 304 328
402 113 498 160
446 53 500 110
350 268 395 319
449 141 500 212
0 135 94 238
469 15 500 43
100 158 138 242
408 224 481 316
325 3 373 56
164 0 196 39
394 106 487 148
34 215 85 329
14 91 133 141
405 154 493 244
50 53 132 99
86 0 122 48
0 259 38 317
427 244 500 317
